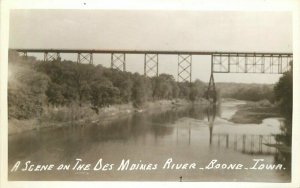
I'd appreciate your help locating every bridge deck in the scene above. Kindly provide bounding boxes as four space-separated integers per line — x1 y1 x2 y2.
10 48 293 56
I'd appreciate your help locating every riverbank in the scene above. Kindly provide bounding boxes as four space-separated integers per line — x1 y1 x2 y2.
230 100 280 124
8 99 207 135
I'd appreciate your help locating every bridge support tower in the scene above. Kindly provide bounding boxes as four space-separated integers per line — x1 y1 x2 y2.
111 53 126 71
44 52 61 62
77 53 93 64
207 55 217 103
144 53 159 77
177 54 192 82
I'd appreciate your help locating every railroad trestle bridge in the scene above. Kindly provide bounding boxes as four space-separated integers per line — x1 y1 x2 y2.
10 48 293 103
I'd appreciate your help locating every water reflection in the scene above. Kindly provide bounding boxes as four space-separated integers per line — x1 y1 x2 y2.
206 104 217 145
206 103 281 155
205 102 291 178
8 101 290 181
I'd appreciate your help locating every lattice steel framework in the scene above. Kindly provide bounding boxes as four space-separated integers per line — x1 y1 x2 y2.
44 52 61 62
207 73 217 103
12 49 293 104
144 54 159 77
212 53 293 74
177 54 192 82
206 56 217 103
77 53 93 64
111 53 126 71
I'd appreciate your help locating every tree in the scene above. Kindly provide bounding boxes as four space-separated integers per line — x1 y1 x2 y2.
104 69 133 103
89 79 120 113
273 62 293 169
8 63 49 119
190 79 206 101
274 72 293 118
152 74 177 100
274 68 293 144
132 74 152 107
178 82 191 99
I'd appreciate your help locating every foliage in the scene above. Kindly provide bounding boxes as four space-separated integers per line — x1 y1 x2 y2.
274 65 293 147
217 83 275 102
89 79 120 110
152 74 178 100
8 52 209 118
132 73 152 107
8 62 49 119
189 79 206 101
274 70 293 121
273 62 292 171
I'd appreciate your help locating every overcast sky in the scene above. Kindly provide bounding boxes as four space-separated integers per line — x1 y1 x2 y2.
9 10 292 83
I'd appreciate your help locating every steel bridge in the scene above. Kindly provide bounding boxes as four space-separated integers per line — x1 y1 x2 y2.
10 48 293 103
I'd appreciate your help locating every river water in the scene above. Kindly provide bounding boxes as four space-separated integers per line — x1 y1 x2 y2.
8 100 290 182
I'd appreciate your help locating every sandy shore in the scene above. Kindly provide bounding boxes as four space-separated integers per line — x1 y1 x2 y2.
229 101 280 124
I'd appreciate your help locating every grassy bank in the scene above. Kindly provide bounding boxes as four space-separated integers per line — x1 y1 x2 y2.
8 99 200 135
230 100 280 124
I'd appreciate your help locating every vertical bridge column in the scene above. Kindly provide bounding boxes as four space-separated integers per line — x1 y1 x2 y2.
77 53 93 64
111 53 126 71
44 52 61 62
207 55 217 103
177 54 192 82
144 53 158 77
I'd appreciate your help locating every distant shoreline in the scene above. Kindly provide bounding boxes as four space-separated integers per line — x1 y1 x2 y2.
229 101 280 124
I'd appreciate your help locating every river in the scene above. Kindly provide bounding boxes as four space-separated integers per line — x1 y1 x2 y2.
8 100 290 182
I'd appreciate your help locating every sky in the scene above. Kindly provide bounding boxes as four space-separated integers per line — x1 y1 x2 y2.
9 10 292 83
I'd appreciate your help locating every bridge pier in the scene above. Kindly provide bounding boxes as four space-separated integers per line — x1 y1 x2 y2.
207 55 217 103
177 54 192 82
77 53 93 64
111 53 126 71
207 73 216 103
44 52 61 62
144 53 158 77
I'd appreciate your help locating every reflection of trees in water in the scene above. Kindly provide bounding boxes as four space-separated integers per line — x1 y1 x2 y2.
9 130 44 165
149 104 208 125
9 126 99 164
151 125 173 137
188 105 208 120
86 104 210 141
147 105 207 137
9 104 214 165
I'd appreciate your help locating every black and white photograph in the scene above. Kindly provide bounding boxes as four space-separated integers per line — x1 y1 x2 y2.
1 0 300 187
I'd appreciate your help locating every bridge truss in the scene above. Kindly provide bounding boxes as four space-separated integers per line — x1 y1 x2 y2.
11 49 293 103
144 53 159 77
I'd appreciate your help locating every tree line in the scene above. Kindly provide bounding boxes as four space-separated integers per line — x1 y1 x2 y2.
217 83 275 102
8 51 207 119
8 51 287 120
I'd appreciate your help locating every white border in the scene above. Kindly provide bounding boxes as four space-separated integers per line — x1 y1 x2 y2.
1 0 299 188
